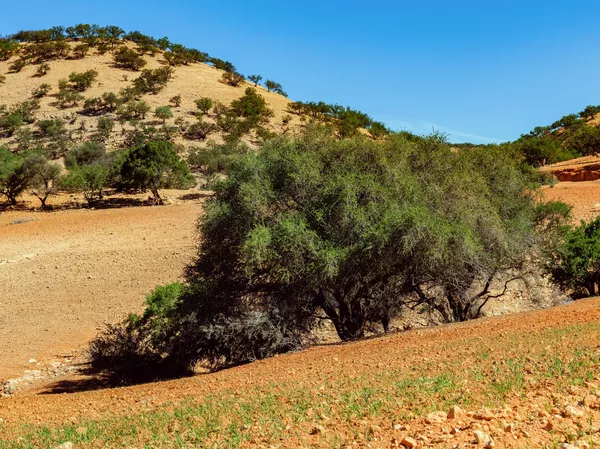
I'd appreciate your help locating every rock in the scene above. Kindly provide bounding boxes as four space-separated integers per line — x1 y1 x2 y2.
576 441 591 449
425 410 447 424
544 421 553 431
393 423 404 430
447 405 464 419
560 444 578 449
564 406 585 418
400 437 417 448
474 430 493 446
54 443 73 449
310 424 326 435
474 408 495 421
504 423 515 433
28 358 37 363
449 427 459 435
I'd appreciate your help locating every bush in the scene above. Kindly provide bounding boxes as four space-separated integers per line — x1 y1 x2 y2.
72 43 90 59
92 131 561 383
169 95 181 108
194 97 213 115
118 140 194 203
184 120 217 141
248 74 262 87
68 70 98 91
35 63 50 77
31 83 51 98
117 100 150 120
132 67 173 94
113 47 146 70
221 71 245 87
154 106 173 123
265 79 286 96
65 141 106 168
0 147 28 205
8 59 27 73
21 153 61 209
548 216 600 298
62 164 110 206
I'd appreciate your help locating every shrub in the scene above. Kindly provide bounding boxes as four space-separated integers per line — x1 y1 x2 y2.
35 63 50 77
62 164 110 206
132 67 174 94
21 153 61 209
265 79 286 96
117 100 150 120
68 70 98 91
31 83 51 98
118 140 194 203
221 71 245 87
72 43 90 59
548 216 600 298
184 120 216 141
36 119 66 138
65 141 106 168
0 113 24 137
194 97 213 115
169 95 181 108
8 58 27 73
0 148 28 205
154 106 173 123
94 117 115 142
91 131 562 383
113 47 146 70
0 39 20 61
248 74 262 87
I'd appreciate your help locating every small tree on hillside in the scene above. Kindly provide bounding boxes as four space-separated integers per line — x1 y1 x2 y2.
113 47 146 70
265 79 286 96
0 148 28 205
119 140 194 204
22 153 61 209
154 106 173 124
195 97 213 115
248 75 262 87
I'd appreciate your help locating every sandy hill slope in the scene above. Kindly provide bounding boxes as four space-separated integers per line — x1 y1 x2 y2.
0 42 298 150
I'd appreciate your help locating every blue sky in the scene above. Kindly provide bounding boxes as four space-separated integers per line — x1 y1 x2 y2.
2 1 600 143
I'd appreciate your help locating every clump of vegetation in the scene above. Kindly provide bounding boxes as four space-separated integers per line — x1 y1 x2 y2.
132 67 174 94
154 106 173 123
265 79 286 96
221 71 245 87
117 140 194 203
90 129 564 383
67 70 99 91
113 47 146 70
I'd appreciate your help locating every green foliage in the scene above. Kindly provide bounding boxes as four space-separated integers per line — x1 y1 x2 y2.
154 106 173 123
0 147 28 205
117 100 151 120
265 79 286 96
64 141 107 168
36 119 67 138
31 83 51 98
187 140 250 178
68 70 98 91
72 43 90 58
169 94 182 108
8 58 27 73
548 216 600 298
230 88 274 127
221 71 245 87
132 67 174 94
35 63 50 77
184 120 217 141
194 97 213 115
0 39 20 61
21 153 61 209
93 131 559 382
248 74 262 87
113 47 146 70
118 140 194 203
0 112 24 137
62 163 110 206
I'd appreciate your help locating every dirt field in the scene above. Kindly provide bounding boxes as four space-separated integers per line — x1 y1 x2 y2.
0 195 201 380
541 180 600 222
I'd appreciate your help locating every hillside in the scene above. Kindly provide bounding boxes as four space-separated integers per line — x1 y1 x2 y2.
0 41 298 152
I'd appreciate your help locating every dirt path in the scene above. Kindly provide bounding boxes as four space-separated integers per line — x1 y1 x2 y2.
0 201 200 380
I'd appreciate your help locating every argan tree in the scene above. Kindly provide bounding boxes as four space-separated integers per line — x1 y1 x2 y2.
91 130 559 383
118 140 194 204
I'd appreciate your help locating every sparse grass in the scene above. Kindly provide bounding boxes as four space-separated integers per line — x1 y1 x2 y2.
1 322 599 448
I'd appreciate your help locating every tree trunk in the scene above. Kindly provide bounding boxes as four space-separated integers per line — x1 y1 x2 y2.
151 189 163 205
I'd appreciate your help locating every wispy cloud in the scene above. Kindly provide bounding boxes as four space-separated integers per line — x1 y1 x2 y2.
377 116 505 144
